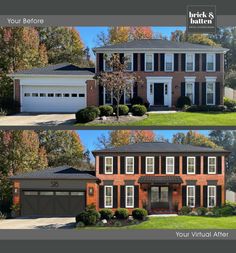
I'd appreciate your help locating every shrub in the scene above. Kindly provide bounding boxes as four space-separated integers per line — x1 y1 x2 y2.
196 207 208 216
176 96 191 108
113 220 122 227
224 97 236 109
205 211 215 217
75 206 100 225
131 104 147 116
96 221 105 227
114 208 129 219
99 209 113 220
186 105 226 112
212 207 222 217
75 106 100 123
179 206 192 215
0 97 20 114
213 206 235 217
114 105 129 116
99 105 113 117
132 208 148 220
188 211 198 216
130 96 143 106
144 101 150 109
76 221 85 228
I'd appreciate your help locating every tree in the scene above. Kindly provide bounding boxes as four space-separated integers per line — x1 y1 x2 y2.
170 30 185 42
129 27 153 40
110 130 132 147
132 130 156 143
225 69 236 88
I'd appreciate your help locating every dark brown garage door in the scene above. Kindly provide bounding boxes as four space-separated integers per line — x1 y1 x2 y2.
21 190 85 216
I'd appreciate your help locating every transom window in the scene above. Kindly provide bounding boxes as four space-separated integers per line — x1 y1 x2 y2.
104 54 112 72
125 186 134 208
208 157 216 174
126 157 134 174
105 156 113 174
125 53 133 71
104 186 113 208
185 82 194 104
186 53 195 72
208 185 216 208
145 53 154 71
187 157 196 174
165 54 173 72
206 53 215 72
187 186 195 208
206 82 215 105
146 157 154 174
166 157 175 174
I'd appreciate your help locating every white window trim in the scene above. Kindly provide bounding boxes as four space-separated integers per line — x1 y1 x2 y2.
103 53 113 72
166 156 175 174
124 53 133 72
208 156 216 174
164 53 174 72
105 156 113 174
145 53 154 72
145 156 155 174
104 185 113 208
187 185 195 208
187 157 196 174
185 82 195 104
207 185 216 208
206 82 216 105
125 156 134 174
185 53 195 72
206 53 216 72
125 185 134 208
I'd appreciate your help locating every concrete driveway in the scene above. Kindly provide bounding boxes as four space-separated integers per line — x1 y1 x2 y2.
0 113 76 126
0 217 75 229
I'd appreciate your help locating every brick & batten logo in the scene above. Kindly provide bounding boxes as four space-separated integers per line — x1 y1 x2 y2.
187 5 216 34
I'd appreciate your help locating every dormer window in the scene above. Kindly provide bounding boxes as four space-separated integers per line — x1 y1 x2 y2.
186 53 195 72
165 54 173 72
145 53 154 71
206 53 215 72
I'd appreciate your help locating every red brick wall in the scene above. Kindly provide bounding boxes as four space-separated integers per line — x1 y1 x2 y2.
13 181 20 205
86 182 99 209
86 80 99 106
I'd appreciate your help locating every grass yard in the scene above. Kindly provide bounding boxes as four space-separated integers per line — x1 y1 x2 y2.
79 216 236 230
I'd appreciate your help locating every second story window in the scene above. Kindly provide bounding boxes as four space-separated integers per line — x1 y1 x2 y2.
125 53 133 71
206 53 215 72
146 157 154 174
105 156 113 174
104 54 112 72
126 157 134 174
145 53 154 71
166 157 174 174
165 54 173 72
208 157 216 174
186 53 195 72
187 157 196 174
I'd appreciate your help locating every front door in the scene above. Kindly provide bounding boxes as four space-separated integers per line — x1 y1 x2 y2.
151 186 169 209
154 83 164 105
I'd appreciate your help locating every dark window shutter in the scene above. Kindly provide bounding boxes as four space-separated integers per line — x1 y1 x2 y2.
133 53 138 71
181 82 185 97
119 94 124 105
119 53 124 64
217 156 222 174
182 156 187 174
160 54 165 71
196 156 201 174
134 185 139 208
99 85 104 105
174 54 179 71
195 54 200 71
98 53 104 72
161 156 166 174
140 53 145 71
154 53 159 71
202 54 206 71
155 156 159 174
203 186 207 207
215 82 221 105
99 186 104 208
99 156 104 174
113 186 118 208
182 185 187 207
133 82 138 97
120 157 125 174
217 186 222 207
195 185 201 207
141 156 146 174
194 82 200 105
204 157 208 174
175 156 179 174
181 54 186 71
120 186 125 208
134 156 139 174
113 156 118 174
216 54 221 71
202 82 206 105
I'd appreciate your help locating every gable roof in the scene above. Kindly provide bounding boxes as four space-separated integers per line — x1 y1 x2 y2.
94 39 228 53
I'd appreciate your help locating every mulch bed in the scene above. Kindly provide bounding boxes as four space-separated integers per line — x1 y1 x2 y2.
88 115 147 124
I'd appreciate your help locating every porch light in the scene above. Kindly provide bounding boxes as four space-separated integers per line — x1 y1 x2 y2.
14 188 19 195
88 187 94 196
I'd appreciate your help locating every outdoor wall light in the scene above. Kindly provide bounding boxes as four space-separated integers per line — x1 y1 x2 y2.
89 187 94 196
14 188 19 195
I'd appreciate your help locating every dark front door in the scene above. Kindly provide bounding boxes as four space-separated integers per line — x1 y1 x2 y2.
154 83 164 105
150 186 169 209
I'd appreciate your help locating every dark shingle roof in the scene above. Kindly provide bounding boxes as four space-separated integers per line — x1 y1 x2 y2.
10 165 97 180
93 142 229 154
138 176 183 184
10 63 95 76
94 39 228 52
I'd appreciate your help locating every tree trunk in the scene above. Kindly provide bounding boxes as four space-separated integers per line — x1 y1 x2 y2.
116 101 119 120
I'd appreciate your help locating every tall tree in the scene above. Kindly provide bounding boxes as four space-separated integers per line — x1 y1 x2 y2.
132 130 156 143
129 27 153 40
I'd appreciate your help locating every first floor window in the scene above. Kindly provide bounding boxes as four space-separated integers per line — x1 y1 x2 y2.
126 157 134 174
105 156 113 174
187 185 195 207
145 53 154 71
206 53 215 72
104 186 113 208
185 82 194 104
146 156 154 174
206 82 215 105
104 88 112 104
208 157 216 174
208 186 216 208
165 54 173 72
124 85 133 104
166 157 175 174
187 157 195 174
126 186 134 208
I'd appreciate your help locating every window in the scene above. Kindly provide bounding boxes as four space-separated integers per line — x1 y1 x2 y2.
48 93 54 97
124 85 133 104
165 54 173 72
206 82 215 105
186 53 195 72
32 93 38 97
208 157 216 174
166 157 175 174
104 88 112 104
206 53 215 72
63 93 70 97
40 93 46 97
24 93 30 97
208 185 216 208
39 191 54 196
185 82 194 104
24 191 38 196
146 157 154 174
71 93 78 97
164 84 168 95
79 93 85 97
187 157 196 174
104 54 112 72
105 156 113 174
187 186 195 207
55 93 62 97
150 84 153 94
145 53 154 71
71 192 84 196
125 186 134 208
104 186 113 208
126 157 134 174
125 53 133 71
55 192 69 196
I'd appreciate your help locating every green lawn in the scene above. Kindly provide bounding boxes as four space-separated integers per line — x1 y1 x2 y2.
75 112 236 126
79 216 236 230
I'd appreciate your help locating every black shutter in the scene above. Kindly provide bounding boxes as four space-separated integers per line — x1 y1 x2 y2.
217 156 222 174
98 53 104 72
194 82 200 105
181 54 186 71
217 186 222 207
202 82 206 105
195 54 200 71
141 156 146 174
113 156 118 174
203 186 208 207
120 186 125 208
196 156 201 174
99 156 104 174
154 53 159 71
175 157 179 174
203 157 208 174
119 94 124 105
160 54 165 71
133 53 138 71
155 156 159 174
113 186 118 208
133 82 138 98
120 157 125 174
119 53 124 64
182 156 187 174
99 85 104 105
161 156 166 174
215 82 221 105
99 186 104 208
202 54 206 71
182 185 187 207
134 156 139 174
181 82 185 97
140 53 145 71
174 54 179 71
134 185 139 208
195 185 201 207
216 54 221 71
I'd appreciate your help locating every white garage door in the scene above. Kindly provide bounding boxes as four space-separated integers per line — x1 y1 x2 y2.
21 86 86 112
